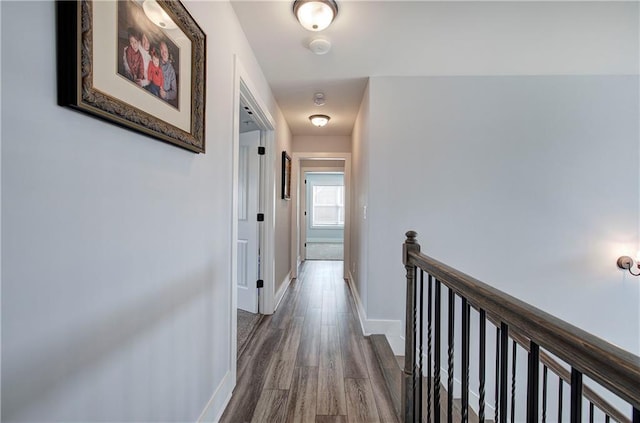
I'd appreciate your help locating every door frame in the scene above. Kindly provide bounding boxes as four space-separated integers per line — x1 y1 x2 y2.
290 153 352 279
231 56 276 382
300 167 345 262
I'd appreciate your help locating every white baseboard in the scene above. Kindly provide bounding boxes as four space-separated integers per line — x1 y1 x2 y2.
274 271 292 312
197 370 234 423
346 271 404 356
306 238 344 243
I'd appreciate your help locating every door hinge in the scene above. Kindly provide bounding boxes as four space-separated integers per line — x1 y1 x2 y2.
304 243 307 247
304 211 307 216
257 213 264 222
258 146 266 155
257 279 264 288
304 179 307 184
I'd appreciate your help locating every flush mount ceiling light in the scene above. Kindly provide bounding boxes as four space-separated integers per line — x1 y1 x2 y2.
143 0 178 29
309 114 330 127
293 0 338 32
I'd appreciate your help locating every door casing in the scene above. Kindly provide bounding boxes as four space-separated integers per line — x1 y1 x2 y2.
290 153 352 279
231 56 276 384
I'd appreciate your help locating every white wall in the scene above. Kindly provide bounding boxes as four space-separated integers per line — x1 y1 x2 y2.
1 1 288 421
293 135 351 153
274 108 293 294
359 75 639 355
350 82 370 320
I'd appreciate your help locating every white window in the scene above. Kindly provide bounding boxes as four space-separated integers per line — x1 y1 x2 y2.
312 185 344 227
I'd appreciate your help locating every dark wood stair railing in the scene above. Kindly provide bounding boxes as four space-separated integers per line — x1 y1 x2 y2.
402 231 640 423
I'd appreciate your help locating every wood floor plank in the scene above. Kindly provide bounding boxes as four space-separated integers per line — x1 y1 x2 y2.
220 325 284 423
293 281 311 317
361 338 400 423
316 415 348 423
297 308 322 367
337 314 369 379
345 378 381 423
251 389 289 423
334 279 351 313
317 325 347 415
322 290 338 326
286 366 319 423
264 317 304 389
271 280 302 330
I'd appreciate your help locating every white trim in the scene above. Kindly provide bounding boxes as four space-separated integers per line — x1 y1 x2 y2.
196 371 234 423
231 56 277 395
307 238 345 243
346 271 405 355
300 166 346 262
291 153 352 279
238 67 277 316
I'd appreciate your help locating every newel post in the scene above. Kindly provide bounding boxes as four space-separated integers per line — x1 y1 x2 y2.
402 231 421 423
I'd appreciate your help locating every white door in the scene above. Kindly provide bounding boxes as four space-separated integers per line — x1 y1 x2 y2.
237 130 261 313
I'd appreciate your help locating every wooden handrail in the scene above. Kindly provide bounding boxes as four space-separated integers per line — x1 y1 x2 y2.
406 248 640 411
500 317 632 423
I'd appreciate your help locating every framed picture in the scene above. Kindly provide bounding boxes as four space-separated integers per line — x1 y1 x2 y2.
282 151 291 200
57 0 206 153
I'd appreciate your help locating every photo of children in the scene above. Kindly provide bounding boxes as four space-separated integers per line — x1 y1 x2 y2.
117 0 180 109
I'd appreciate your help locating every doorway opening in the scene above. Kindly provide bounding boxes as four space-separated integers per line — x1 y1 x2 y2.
290 153 351 280
231 63 276 379
236 101 263 357
302 171 345 261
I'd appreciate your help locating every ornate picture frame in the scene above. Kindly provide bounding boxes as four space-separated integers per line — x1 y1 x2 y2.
57 0 206 153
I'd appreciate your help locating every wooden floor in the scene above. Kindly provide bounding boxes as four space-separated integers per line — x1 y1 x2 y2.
220 261 399 423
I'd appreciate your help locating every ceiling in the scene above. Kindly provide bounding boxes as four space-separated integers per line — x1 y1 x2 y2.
230 1 638 137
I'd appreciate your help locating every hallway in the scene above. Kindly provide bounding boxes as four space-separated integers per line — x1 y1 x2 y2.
220 261 398 423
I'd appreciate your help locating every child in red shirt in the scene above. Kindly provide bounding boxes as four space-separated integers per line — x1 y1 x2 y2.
146 46 164 97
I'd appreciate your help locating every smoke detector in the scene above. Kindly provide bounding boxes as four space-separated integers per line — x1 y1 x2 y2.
308 37 331 55
313 92 326 106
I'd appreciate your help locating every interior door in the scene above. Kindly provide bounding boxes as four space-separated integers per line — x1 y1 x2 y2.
237 130 261 313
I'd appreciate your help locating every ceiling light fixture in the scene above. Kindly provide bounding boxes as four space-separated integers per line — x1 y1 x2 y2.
143 0 178 29
293 0 338 32
309 114 330 127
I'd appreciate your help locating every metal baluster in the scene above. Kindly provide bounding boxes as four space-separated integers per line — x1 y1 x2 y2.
500 323 509 423
558 379 564 423
511 340 517 423
418 271 424 422
427 275 433 423
526 342 539 423
479 310 486 422
605 415 610 423
447 289 455 423
570 368 582 423
589 402 594 423
434 280 442 423
495 327 500 423
634 407 640 423
542 366 548 423
461 298 470 423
